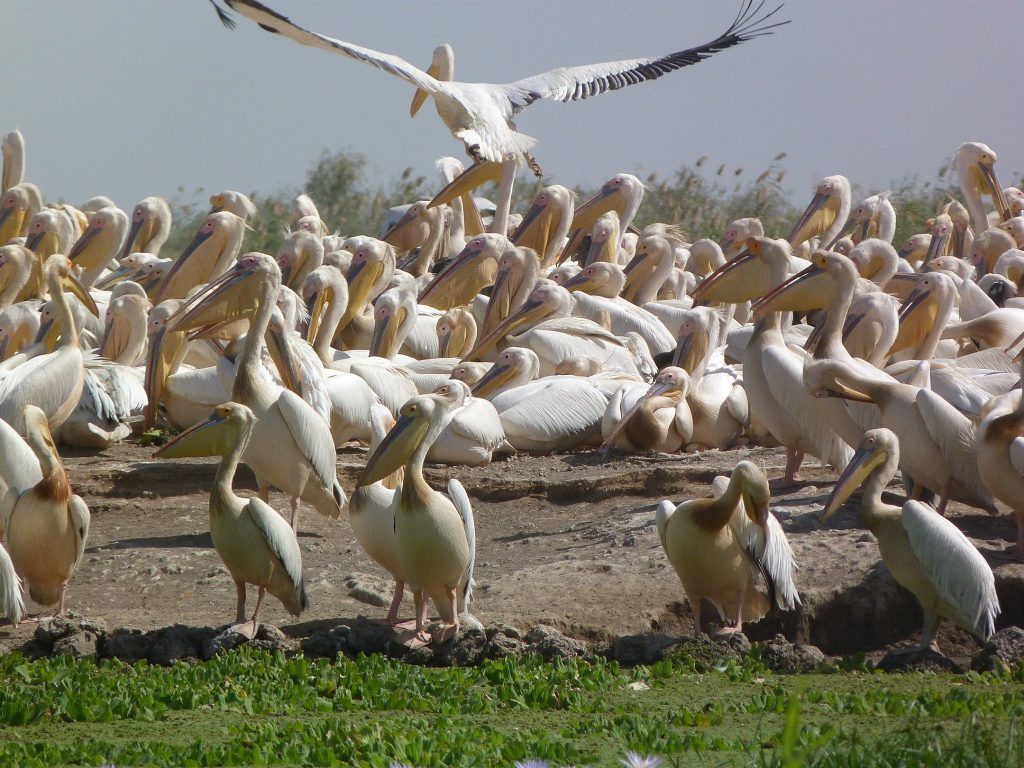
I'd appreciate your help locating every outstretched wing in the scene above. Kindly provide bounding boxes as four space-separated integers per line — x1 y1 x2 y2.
502 1 787 113
221 0 441 93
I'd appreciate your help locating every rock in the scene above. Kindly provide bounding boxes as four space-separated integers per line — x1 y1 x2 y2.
147 625 207 665
302 626 350 659
972 627 1024 672
436 627 486 667
484 632 524 660
102 629 152 663
52 630 99 659
403 645 435 666
34 613 106 646
458 613 484 632
347 616 401 657
344 573 393 608
664 636 743 669
611 634 681 666
524 625 588 660
875 647 963 673
486 623 523 641
757 634 826 673
249 623 292 654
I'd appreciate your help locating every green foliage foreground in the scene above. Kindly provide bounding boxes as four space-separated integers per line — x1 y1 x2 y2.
0 649 1020 767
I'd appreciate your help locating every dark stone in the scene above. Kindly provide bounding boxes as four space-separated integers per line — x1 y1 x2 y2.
347 616 401 657
972 627 1024 672
34 613 105 646
402 645 434 666
611 634 681 666
249 623 292 654
301 626 350 659
147 625 205 665
875 647 963 673
483 633 524 660
758 634 826 673
52 630 99 659
436 628 486 667
102 630 152 663
485 623 523 641
664 635 743 669
524 624 588 660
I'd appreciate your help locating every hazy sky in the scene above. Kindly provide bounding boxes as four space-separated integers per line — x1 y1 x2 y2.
4 0 1021 215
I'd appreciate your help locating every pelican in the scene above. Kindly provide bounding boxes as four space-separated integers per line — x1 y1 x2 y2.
1 130 25 193
370 282 442 360
788 175 851 249
656 460 799 636
822 429 998 652
602 367 693 453
562 174 646 261
0 256 97 433
436 307 477 358
155 211 246 302
970 227 1016 277
718 217 764 258
120 196 172 260
99 291 151 367
209 190 257 221
67 206 128 288
623 230 690 305
955 142 1011 233
156 402 307 638
434 157 486 255
277 229 323 291
3 405 90 617
357 391 475 645
427 379 509 466
0 244 37 306
417 234 503 311
171 253 345 531
216 0 785 168
346 403 405 622
383 201 450 277
0 182 43 243
0 301 41 360
480 244 539 339
512 185 575 268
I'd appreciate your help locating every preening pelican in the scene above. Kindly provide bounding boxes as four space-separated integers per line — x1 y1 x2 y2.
156 402 307 638
602 367 693 453
656 460 799 636
216 0 785 166
357 391 476 645
3 405 90 617
822 429 998 652
171 253 345 531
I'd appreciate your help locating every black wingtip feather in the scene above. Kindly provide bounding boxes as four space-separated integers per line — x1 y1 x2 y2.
208 0 237 30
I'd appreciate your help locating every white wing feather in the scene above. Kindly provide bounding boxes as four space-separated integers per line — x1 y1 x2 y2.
245 496 305 596
68 495 91 573
0 543 23 625
276 389 343 506
447 478 475 608
0 418 41 497
901 500 999 640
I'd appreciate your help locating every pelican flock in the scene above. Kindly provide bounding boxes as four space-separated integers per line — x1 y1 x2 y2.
0 0 1021 681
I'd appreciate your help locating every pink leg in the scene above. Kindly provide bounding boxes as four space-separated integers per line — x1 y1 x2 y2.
690 598 702 638
289 496 301 531
234 581 247 623
55 581 68 616
781 450 804 486
385 580 405 624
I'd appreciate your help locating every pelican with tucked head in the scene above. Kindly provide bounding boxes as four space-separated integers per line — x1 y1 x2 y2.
602 366 693 453
67 206 129 288
209 190 257 221
822 429 998 653
656 460 799 636
357 392 475 646
156 402 307 638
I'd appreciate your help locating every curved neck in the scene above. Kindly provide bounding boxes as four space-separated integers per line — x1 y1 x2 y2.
314 282 347 362
213 421 251 502
915 291 955 360
47 273 79 349
234 275 277 403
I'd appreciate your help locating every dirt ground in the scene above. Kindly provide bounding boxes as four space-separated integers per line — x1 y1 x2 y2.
1 440 1021 660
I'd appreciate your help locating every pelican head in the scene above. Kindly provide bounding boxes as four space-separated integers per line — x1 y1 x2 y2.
68 206 128 274
718 217 764 257
342 238 395 331
432 378 471 408
382 201 432 252
170 252 277 333
671 306 721 371
302 264 349 345
410 43 454 117
897 233 931 267
464 280 570 361
970 228 1016 277
788 175 850 248
437 307 477 358
120 197 172 260
754 250 855 317
571 174 644 235
513 185 575 261
471 347 540 397
209 190 257 221
277 229 323 290
955 142 1011 223
155 402 256 460
561 262 625 298
370 284 417 358
0 183 42 243
156 211 246 303
806 360 874 404
691 236 792 304
892 271 957 354
358 393 445 487
822 428 899 521
418 233 505 309
584 212 621 266
45 254 99 315
449 360 491 387
921 214 953 269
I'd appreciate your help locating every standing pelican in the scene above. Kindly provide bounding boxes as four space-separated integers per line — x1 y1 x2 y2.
156 402 307 638
357 392 475 645
656 460 799 636
822 429 998 652
171 253 345 530
3 405 90 618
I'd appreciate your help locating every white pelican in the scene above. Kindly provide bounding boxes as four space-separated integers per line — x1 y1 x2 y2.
1 130 25 193
418 234 503 311
822 429 998 652
0 256 98 433
789 175 851 250
216 0 785 167
99 291 151 367
656 460 799 636
277 229 323 291
171 253 345 531
427 379 509 466
209 190 257 221
955 142 1011 233
623 229 689 305
67 206 129 289
357 391 475 645
436 307 477 359
119 196 172 260
562 175 646 261
0 244 37 307
602 367 693 453
155 211 246 302
3 405 90 617
346 403 405 622
718 217 764 259
970 227 1016 277
0 300 41 360
0 182 43 243
481 244 539 339
383 201 451 277
512 186 575 268
156 402 307 638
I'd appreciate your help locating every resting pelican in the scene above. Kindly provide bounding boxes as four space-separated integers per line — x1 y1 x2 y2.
0 256 97 433
67 206 128 288
1 130 25 193
602 367 693 452
436 307 477 358
481 244 539 339
955 142 1011 233
789 175 851 249
822 429 998 652
562 174 646 261
427 379 509 466
99 290 151 366
623 229 689 305
346 404 405 622
0 301 41 360
357 391 475 645
513 186 575 268
277 229 323 291
157 402 307 638
0 244 37 306
3 405 90 617
171 253 345 531
155 211 246 302
383 201 450 277
656 460 799 636
970 227 1016 277
418 234 503 311
216 0 785 166
977 345 1024 561
370 282 442 360
0 182 43 243
120 196 172 260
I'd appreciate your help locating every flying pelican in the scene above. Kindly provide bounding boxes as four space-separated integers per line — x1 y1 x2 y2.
3 405 90 618
156 402 307 638
170 253 345 531
357 391 476 646
656 460 799 636
822 429 998 653
215 0 786 167
0 255 98 433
